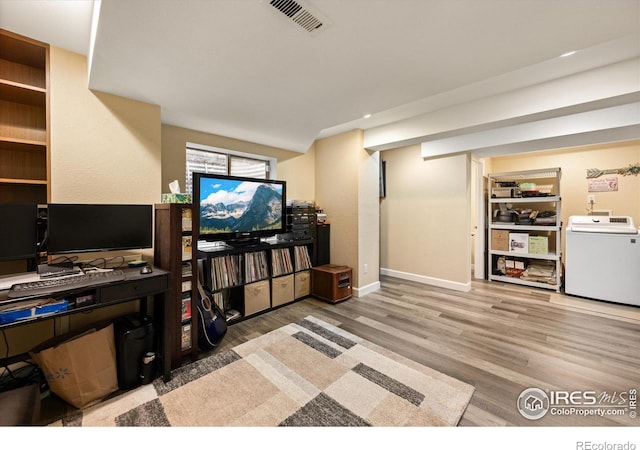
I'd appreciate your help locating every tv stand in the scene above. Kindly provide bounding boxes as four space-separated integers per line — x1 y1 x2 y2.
197 239 314 324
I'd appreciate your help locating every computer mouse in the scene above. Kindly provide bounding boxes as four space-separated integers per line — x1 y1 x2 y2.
140 266 153 274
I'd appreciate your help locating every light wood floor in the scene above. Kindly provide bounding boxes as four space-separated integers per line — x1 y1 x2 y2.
38 275 639 426
216 275 640 426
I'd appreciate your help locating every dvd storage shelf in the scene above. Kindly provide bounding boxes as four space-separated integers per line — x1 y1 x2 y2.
487 167 562 292
198 240 314 324
154 203 196 368
0 29 50 204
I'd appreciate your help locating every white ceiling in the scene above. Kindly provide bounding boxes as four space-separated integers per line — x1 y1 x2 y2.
1 0 639 152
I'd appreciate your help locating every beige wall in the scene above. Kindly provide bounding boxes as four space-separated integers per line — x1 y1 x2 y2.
315 130 368 288
50 47 161 204
2 47 163 357
313 128 380 293
49 45 162 270
49 46 161 267
164 125 378 290
487 140 640 253
161 124 315 201
13 47 636 360
358 144 381 292
380 146 471 290
278 142 316 203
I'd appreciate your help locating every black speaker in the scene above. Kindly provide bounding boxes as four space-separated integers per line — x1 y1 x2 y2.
315 223 330 266
113 315 155 390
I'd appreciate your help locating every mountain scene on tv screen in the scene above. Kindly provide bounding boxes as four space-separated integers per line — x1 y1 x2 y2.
200 182 282 234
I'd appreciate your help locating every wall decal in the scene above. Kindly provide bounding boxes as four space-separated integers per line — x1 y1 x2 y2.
586 163 640 178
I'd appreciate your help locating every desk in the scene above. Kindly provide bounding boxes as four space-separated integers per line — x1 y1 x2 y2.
0 267 172 382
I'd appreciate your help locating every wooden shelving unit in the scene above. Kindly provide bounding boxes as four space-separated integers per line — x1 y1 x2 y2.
156 198 317 366
153 203 195 369
0 29 50 204
197 240 314 325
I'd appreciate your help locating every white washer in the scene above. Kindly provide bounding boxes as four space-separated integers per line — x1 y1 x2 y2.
565 215 640 307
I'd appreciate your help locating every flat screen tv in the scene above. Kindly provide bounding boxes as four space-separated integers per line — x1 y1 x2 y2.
0 203 38 261
193 173 286 244
46 204 153 255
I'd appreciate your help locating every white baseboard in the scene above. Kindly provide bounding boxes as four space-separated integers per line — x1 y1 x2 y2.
353 281 381 298
380 268 471 292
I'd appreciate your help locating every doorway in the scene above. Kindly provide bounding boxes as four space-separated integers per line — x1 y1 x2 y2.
471 157 486 280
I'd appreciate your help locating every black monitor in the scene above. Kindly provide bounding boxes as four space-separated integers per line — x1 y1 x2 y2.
0 203 38 261
46 204 153 255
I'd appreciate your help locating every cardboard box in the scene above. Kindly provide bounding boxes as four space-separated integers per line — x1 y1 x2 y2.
35 299 69 316
491 230 510 251
181 294 192 321
505 257 526 278
181 323 191 351
0 307 32 324
182 236 192 261
271 274 294 307
244 280 270 316
0 299 68 324
509 232 529 253
161 193 192 204
294 270 311 299
29 323 118 409
529 236 549 254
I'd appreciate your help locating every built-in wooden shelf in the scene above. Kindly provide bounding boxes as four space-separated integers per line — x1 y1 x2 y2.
0 28 50 204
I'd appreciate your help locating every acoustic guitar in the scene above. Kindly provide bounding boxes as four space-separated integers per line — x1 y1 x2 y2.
196 280 227 350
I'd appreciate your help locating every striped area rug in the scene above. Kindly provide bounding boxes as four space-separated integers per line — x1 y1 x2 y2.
53 316 475 427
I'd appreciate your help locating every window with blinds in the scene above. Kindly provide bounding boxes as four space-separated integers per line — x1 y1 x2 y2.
185 147 270 195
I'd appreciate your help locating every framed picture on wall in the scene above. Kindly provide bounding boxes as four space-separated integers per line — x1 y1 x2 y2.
380 160 386 198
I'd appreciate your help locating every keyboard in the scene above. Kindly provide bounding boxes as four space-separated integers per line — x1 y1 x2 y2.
8 270 127 299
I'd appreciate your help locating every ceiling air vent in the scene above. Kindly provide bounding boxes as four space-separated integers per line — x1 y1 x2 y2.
268 0 326 34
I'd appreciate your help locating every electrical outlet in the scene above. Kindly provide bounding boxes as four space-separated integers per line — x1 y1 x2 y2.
588 195 596 204
364 263 368 274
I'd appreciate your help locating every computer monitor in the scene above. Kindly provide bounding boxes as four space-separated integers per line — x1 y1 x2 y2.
0 203 38 261
46 204 153 255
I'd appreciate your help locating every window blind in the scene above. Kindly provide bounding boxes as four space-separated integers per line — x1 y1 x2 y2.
185 147 270 194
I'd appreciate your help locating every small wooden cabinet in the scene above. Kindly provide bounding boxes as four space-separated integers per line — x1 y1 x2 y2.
311 264 352 303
